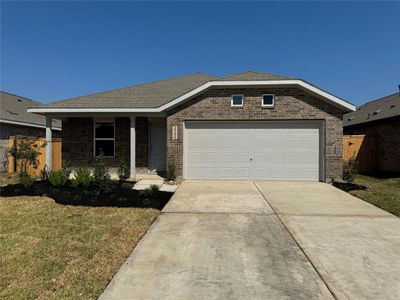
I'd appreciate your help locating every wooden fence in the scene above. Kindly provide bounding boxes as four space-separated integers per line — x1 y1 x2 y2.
343 135 376 173
8 136 62 177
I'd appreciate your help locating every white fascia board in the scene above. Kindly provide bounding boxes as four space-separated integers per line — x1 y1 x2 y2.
0 119 62 131
27 80 355 114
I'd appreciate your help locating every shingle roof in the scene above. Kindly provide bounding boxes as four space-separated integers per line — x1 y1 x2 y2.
344 92 400 127
217 70 294 81
40 73 217 109
0 91 61 129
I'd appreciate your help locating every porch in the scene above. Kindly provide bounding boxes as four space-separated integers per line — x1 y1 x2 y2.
44 115 167 179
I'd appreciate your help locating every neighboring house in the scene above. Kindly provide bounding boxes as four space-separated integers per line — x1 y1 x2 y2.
28 71 355 182
0 91 62 171
344 92 400 173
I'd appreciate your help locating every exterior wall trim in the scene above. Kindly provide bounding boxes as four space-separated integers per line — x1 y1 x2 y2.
28 80 356 114
0 119 62 131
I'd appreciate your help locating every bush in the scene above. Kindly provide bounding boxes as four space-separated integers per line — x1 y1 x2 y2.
93 153 111 190
150 184 159 192
166 161 176 181
19 172 35 189
117 158 130 181
48 170 68 187
40 166 50 181
62 159 72 178
343 157 358 183
72 168 93 188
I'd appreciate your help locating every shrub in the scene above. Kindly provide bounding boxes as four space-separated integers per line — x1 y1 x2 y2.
48 170 68 187
343 157 358 183
19 172 35 189
166 161 176 181
93 153 111 190
7 139 40 173
117 158 130 182
40 166 50 181
150 184 159 192
72 168 93 188
62 159 72 178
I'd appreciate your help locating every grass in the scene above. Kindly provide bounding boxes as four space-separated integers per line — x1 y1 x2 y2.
0 195 160 299
345 175 400 217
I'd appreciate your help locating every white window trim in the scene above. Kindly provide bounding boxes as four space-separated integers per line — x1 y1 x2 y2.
94 119 115 158
231 94 244 107
262 94 275 108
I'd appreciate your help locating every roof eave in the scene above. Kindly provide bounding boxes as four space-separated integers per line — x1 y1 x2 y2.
28 80 355 114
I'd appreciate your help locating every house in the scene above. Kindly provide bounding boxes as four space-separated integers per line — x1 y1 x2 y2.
344 92 400 173
0 91 62 171
28 71 355 182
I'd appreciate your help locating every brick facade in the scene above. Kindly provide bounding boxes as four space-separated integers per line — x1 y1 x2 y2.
62 117 148 171
344 117 400 172
166 87 344 182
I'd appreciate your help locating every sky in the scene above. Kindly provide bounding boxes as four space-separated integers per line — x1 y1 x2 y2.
1 1 399 106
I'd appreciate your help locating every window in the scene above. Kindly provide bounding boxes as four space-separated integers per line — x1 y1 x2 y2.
262 94 275 107
231 94 244 107
94 121 115 157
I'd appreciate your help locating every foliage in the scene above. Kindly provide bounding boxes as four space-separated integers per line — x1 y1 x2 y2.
343 157 358 183
166 161 176 181
150 184 159 192
117 158 130 182
7 140 40 173
40 166 50 181
93 153 111 190
48 170 68 187
19 172 35 189
72 168 93 189
62 159 72 178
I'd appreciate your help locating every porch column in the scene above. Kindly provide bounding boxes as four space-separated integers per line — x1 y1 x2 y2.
130 116 136 179
45 116 52 170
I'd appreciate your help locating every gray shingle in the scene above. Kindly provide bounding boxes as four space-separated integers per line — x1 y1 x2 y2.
39 73 217 109
344 92 400 127
0 91 61 128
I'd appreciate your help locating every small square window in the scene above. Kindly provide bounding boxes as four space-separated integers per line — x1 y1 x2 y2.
262 94 275 107
231 94 244 107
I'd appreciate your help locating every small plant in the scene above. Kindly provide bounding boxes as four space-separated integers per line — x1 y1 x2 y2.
150 184 159 192
72 168 93 188
48 170 68 187
343 157 358 183
93 152 111 190
62 159 72 178
117 158 130 182
166 161 176 181
7 139 40 173
40 166 50 181
19 172 35 189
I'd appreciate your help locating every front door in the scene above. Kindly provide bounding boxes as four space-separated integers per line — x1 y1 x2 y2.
149 122 167 172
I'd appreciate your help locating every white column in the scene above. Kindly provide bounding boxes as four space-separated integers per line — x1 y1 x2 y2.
130 116 136 179
45 117 52 170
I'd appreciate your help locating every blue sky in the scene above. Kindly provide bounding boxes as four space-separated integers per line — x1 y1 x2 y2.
1 1 399 105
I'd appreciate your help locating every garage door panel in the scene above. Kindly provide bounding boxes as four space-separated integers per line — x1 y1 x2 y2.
185 121 321 181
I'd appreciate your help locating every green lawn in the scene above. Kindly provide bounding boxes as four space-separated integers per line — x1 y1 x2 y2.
348 175 400 217
0 195 159 299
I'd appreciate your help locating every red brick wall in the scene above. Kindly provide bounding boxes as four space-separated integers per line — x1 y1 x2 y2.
344 118 400 172
62 117 148 170
166 87 344 182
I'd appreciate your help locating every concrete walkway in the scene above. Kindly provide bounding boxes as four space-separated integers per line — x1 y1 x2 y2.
99 181 400 300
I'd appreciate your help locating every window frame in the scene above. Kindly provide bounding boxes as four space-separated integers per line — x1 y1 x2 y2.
231 94 244 107
93 119 115 158
261 94 275 108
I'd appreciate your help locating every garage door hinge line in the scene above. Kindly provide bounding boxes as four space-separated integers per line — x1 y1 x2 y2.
252 182 338 300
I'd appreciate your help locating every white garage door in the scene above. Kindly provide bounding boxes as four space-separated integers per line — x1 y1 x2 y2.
184 121 322 181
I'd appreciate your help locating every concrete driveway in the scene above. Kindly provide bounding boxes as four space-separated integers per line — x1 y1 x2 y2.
99 181 400 300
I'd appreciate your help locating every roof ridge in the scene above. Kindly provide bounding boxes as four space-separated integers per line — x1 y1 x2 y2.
49 72 217 104
359 91 400 107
